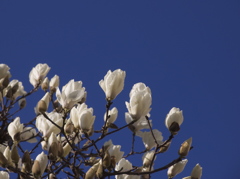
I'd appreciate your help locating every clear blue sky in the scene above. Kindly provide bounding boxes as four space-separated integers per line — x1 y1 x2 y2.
0 1 239 178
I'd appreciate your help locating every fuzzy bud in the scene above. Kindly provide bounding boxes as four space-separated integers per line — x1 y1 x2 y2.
179 138 192 157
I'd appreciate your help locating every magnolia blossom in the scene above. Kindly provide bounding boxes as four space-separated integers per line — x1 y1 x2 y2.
115 158 140 179
0 171 9 179
125 113 151 134
36 111 63 138
8 117 24 142
99 69 126 101
126 83 152 120
56 79 86 109
29 63 51 87
165 107 184 134
137 129 163 150
32 152 48 178
49 75 60 92
104 140 124 164
4 80 26 100
191 163 202 179
167 159 188 178
70 103 95 132
104 107 118 126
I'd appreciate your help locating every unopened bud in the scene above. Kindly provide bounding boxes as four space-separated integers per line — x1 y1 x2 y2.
179 137 192 157
48 142 58 161
57 141 64 158
18 98 26 109
159 141 171 153
11 145 20 165
64 120 74 135
22 151 32 173
63 143 72 157
0 151 9 167
169 122 180 135
32 160 41 178
37 100 47 114
96 161 103 178
41 77 49 92
85 162 100 179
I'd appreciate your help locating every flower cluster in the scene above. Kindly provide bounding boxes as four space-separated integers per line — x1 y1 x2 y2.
0 63 202 179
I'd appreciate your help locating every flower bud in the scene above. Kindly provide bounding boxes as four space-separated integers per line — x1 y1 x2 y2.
179 137 192 157
191 163 202 179
159 141 171 153
167 159 188 178
32 160 41 178
36 92 50 114
11 145 20 165
18 98 26 109
165 107 183 135
49 75 59 93
22 151 32 173
85 162 100 179
64 119 74 135
48 142 58 162
63 143 72 157
96 160 103 178
0 151 9 167
41 77 49 91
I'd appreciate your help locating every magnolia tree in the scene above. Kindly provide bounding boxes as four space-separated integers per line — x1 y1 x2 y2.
0 63 202 179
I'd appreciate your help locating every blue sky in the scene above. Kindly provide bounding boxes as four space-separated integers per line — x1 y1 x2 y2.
0 1 240 178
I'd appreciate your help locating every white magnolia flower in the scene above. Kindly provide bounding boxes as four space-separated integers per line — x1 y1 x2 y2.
126 83 152 120
104 107 118 125
8 117 37 143
33 152 48 177
49 75 60 92
3 80 26 100
70 103 95 132
165 107 184 134
29 63 51 87
125 112 151 134
137 129 163 150
0 171 9 179
167 159 188 178
8 117 24 142
104 140 124 164
36 111 63 138
99 69 126 101
56 79 86 109
191 163 202 179
115 158 140 179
